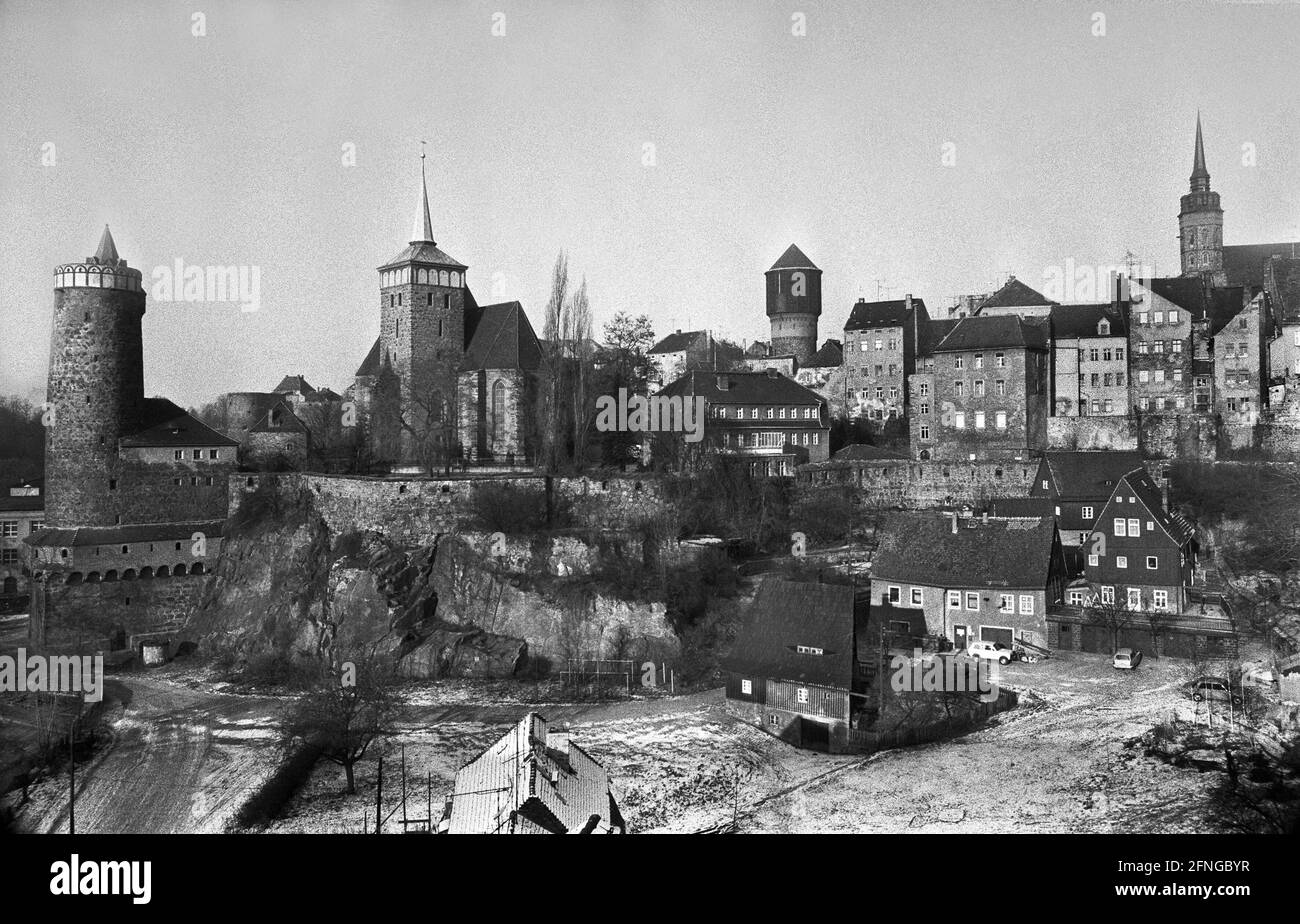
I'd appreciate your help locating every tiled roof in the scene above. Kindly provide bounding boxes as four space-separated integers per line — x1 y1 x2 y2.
658 369 825 406
649 330 708 355
0 477 44 513
744 341 770 358
1223 242 1300 288
121 398 239 448
918 319 959 356
871 512 1059 589
1268 257 1300 323
844 298 926 331
459 301 542 372
1106 469 1195 547
986 496 1056 519
306 387 341 403
1049 304 1128 340
446 713 618 834
27 519 226 549
721 577 855 688
932 315 1049 352
273 375 315 396
378 241 466 270
805 339 843 368
1040 451 1145 501
355 338 383 377
768 243 818 271
978 276 1057 310
1144 277 1246 335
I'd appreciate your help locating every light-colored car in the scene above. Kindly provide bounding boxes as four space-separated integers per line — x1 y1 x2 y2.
1113 647 1143 669
1243 666 1279 687
966 641 1013 665
1188 676 1243 705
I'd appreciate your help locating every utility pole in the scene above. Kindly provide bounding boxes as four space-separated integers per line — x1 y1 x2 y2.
401 744 408 829
374 756 383 835
67 714 76 835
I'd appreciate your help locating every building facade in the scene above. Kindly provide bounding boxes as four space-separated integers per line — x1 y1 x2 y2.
1049 304 1129 417
841 295 928 423
765 244 822 364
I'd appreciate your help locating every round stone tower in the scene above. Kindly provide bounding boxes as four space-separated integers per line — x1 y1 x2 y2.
765 243 821 364
45 225 145 527
1178 113 1224 280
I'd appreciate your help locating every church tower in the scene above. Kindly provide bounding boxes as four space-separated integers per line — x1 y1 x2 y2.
765 243 821 364
1178 113 1224 282
45 225 145 527
376 151 471 459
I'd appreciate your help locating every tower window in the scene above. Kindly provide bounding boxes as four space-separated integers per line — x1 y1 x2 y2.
443 294 452 311
427 293 433 306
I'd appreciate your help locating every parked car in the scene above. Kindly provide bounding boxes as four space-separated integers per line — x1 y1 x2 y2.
966 641 1013 665
1242 666 1279 688
1187 676 1243 705
1113 647 1143 670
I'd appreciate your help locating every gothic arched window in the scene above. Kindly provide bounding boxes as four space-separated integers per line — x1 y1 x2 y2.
491 380 507 444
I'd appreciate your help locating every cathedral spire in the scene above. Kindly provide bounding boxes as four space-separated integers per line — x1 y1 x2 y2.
94 224 119 264
1190 111 1210 191
411 144 436 246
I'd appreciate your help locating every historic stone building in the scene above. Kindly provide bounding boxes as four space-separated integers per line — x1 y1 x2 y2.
351 156 544 469
1049 304 1129 418
1178 113 1225 283
841 295 929 423
765 244 822 365
456 301 544 464
27 227 236 654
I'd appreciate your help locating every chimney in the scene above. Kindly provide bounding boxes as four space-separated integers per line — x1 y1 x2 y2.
905 293 913 313
766 367 779 378
1161 479 1169 512
949 511 958 534
715 373 730 391
982 510 988 525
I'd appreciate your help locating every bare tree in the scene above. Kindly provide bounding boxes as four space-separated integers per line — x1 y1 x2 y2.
1084 596 1135 654
395 358 458 474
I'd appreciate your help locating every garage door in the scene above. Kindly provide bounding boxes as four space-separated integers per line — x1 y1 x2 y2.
1203 635 1238 660
1080 624 1111 653
1119 628 1155 654
1161 631 1197 659
980 626 1013 649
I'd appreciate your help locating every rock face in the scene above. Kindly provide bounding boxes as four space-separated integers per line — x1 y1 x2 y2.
182 486 678 678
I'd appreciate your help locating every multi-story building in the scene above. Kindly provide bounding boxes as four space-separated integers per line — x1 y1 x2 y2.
909 315 1049 461
973 276 1058 319
1266 257 1300 379
765 244 822 365
841 295 928 424
1125 277 1200 412
656 369 830 476
1025 450 1145 547
869 511 1068 652
1210 289 1269 430
648 329 713 387
1049 304 1129 417
1081 467 1196 614
1 477 43 603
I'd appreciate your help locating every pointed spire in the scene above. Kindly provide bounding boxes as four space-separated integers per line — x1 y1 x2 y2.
410 144 435 246
94 224 119 264
1190 111 1210 190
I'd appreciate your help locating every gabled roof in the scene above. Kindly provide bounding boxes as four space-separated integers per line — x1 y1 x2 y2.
378 241 466 271
918 319 959 356
649 329 708 355
273 375 315 397
1102 469 1195 547
768 243 818 271
1143 277 1247 335
26 519 226 550
355 338 383 377
805 339 843 368
871 513 1060 589
307 387 341 403
978 276 1057 310
1037 451 1146 501
744 340 770 358
658 369 825 406
121 398 239 448
1268 257 1300 323
843 297 926 331
447 713 617 834
831 443 909 462
932 315 1048 352
1049 304 1128 340
721 577 855 687
459 301 542 372
986 497 1056 519
1223 242 1300 288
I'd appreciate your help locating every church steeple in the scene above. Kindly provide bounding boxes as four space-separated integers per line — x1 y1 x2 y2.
411 146 435 246
1190 111 1210 192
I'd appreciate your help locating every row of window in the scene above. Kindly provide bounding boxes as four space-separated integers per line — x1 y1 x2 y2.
712 406 818 420
862 386 900 401
381 268 462 288
953 353 1007 370
388 291 456 310
860 338 900 352
1135 309 1180 326
173 449 222 461
936 410 1009 431
1071 586 1171 610
948 379 1008 398
1 520 43 538
1080 347 1126 362
858 364 899 377
1079 372 1126 387
1135 339 1183 355
724 431 820 448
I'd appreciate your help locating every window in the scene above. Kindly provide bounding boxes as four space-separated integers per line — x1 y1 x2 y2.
995 412 1006 429
1138 371 1149 383
1153 370 1165 384
995 352 1005 367
1154 310 1164 325
888 586 901 603
1113 518 1126 537
1069 589 1085 606
209 449 219 460
1116 348 1125 361
192 449 202 460
965 592 979 611
999 594 1014 613
974 380 985 397
1018 595 1034 615
919 425 930 440
796 688 809 704
953 412 965 429
954 381 964 396
1128 518 1140 535
741 679 752 695
766 407 774 419
889 386 899 400
1116 556 1128 569
1172 340 1182 354
1100 586 1115 604
1153 590 1168 609
994 380 1005 396
974 412 985 429
1127 588 1142 609
750 408 758 419
0 521 16 538
918 382 930 397
796 646 824 655
1168 310 1178 324
1088 553 1099 567
875 387 884 400
910 588 923 605
948 590 961 609
874 338 883 350
174 450 184 461
919 402 930 415
954 356 964 369
1146 555 1158 570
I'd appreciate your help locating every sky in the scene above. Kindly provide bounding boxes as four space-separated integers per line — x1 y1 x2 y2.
1 0 1297 408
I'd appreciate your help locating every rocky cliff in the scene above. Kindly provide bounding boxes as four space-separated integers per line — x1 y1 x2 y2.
182 486 678 679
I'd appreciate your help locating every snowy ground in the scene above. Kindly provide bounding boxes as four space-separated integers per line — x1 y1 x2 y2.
5 643 1276 834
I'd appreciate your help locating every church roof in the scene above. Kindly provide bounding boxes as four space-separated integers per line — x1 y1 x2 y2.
121 398 239 448
378 241 466 270
978 276 1057 310
1224 242 1300 288
355 337 383 377
1191 111 1210 185
768 243 818 271
459 301 543 372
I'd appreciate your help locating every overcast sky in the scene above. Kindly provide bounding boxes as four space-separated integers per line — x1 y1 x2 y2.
1 0 1297 407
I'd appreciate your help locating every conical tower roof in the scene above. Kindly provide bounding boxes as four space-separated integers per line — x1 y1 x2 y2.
94 224 119 264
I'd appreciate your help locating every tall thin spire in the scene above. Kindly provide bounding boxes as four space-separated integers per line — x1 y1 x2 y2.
1190 111 1210 191
94 224 119 264
411 143 435 245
